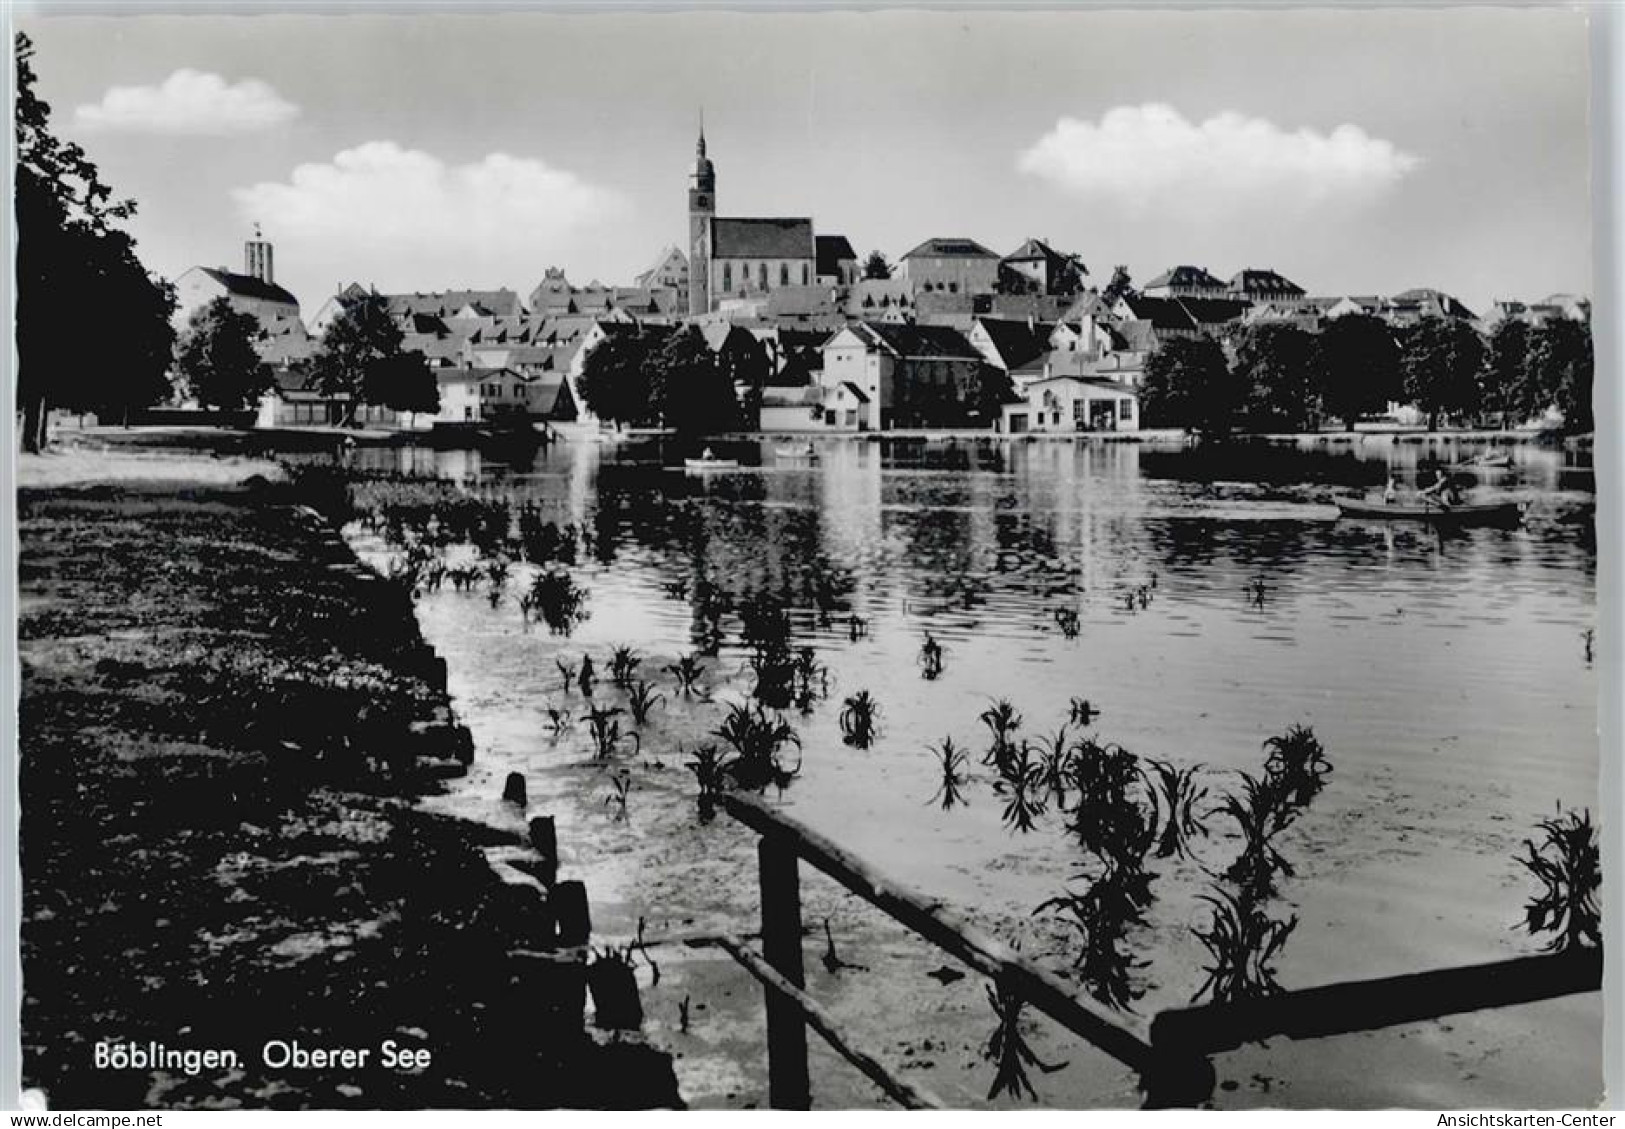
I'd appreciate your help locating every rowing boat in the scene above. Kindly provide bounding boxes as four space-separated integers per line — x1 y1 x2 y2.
683 458 741 471
1336 497 1522 524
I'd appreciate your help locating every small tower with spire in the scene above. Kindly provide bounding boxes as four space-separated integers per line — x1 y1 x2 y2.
688 116 716 317
244 223 275 285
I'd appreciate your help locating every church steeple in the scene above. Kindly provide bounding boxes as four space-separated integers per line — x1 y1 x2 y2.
688 117 716 317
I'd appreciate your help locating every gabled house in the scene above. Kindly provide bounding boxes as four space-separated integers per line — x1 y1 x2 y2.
997 375 1139 435
818 321 988 431
1382 288 1476 326
999 238 1085 296
635 246 689 292
967 317 1056 374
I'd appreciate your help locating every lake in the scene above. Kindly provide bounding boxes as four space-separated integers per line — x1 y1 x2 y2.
343 434 1600 1109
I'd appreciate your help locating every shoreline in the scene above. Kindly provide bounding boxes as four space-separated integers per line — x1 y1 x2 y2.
16 457 680 1109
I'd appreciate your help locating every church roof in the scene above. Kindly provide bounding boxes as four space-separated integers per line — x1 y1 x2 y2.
711 218 815 260
199 268 299 308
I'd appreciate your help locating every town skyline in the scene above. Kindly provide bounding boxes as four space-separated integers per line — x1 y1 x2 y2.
20 6 1593 318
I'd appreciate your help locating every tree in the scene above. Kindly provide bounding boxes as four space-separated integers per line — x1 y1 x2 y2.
1479 317 1535 429
1051 253 1089 297
1314 313 1400 430
1232 323 1319 432
174 297 274 412
1526 318 1593 433
308 291 408 426
651 325 740 434
1139 337 1239 433
1101 265 1137 307
362 350 438 418
576 327 657 428
1399 316 1486 430
862 251 892 281
15 32 177 448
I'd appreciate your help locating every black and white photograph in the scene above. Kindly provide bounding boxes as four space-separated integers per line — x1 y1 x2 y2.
4 2 1614 1113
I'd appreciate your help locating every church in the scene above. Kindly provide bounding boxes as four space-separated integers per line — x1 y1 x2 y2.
686 127 855 316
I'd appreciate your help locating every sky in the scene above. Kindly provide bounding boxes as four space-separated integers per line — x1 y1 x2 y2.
17 6 1595 319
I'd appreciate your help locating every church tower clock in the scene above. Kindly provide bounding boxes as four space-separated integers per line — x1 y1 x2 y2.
688 125 716 317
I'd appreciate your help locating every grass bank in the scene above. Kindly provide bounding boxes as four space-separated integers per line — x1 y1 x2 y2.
16 463 678 1109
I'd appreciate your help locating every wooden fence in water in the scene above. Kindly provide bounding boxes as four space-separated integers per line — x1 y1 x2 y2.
707 791 1603 1109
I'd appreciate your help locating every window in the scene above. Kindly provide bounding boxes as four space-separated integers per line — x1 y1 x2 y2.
723 263 732 290
759 263 768 290
801 263 810 285
949 282 959 294
780 263 789 286
1120 400 1134 420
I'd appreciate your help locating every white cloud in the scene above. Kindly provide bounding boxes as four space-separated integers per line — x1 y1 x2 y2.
1018 104 1420 218
75 70 299 134
231 142 629 293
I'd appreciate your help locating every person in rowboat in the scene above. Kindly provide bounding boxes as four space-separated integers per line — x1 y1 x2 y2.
1383 475 1400 505
1417 468 1462 507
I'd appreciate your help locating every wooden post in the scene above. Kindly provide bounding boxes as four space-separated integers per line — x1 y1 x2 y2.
528 816 558 888
502 772 527 806
554 880 591 949
758 837 810 1110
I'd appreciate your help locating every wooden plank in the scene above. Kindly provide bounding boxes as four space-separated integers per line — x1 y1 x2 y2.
759 837 811 1109
721 792 1154 1075
704 935 944 1110
1152 948 1603 1055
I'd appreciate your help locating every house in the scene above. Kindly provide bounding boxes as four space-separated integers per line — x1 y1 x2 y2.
758 384 829 432
432 367 575 427
818 321 988 431
1382 288 1477 327
1227 269 1306 304
1112 295 1200 338
997 376 1139 435
253 369 414 431
635 246 689 291
815 235 859 287
1484 294 1591 328
999 238 1085 296
967 317 1056 374
1143 265 1230 300
897 238 1001 296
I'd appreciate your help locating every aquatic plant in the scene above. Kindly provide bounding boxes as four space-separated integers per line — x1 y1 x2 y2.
626 679 664 726
995 741 1047 834
979 699 1023 772
1191 885 1297 1004
583 705 631 761
603 768 633 822
1039 874 1151 1011
665 653 707 697
847 614 869 642
927 737 972 811
839 690 881 750
1146 758 1208 860
555 656 578 695
1065 738 1154 883
577 654 596 697
484 556 511 591
1053 607 1081 639
1262 725 1332 808
528 568 591 635
1514 805 1601 953
919 633 945 679
789 647 829 713
981 978 1066 1102
711 702 801 792
663 577 690 601
1067 697 1099 727
746 648 796 711
544 705 573 737
608 644 643 689
1033 724 1074 805
1216 771 1299 901
684 742 731 821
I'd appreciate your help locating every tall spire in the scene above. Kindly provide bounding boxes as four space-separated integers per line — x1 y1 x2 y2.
697 107 706 157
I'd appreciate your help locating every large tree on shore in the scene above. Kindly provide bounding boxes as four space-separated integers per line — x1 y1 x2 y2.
577 327 658 428
174 298 275 412
1399 316 1486 430
1314 313 1400 430
307 291 418 426
15 32 177 449
1139 336 1239 433
1479 317 1537 429
1527 317 1593 433
1232 322 1319 432
651 325 741 434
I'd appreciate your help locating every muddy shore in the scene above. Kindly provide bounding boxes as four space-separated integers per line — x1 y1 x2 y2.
16 460 679 1109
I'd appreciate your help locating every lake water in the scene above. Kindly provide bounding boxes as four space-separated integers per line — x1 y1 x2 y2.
344 434 1601 1109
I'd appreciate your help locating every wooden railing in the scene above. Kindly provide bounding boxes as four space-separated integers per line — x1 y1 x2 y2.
712 791 1602 1110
